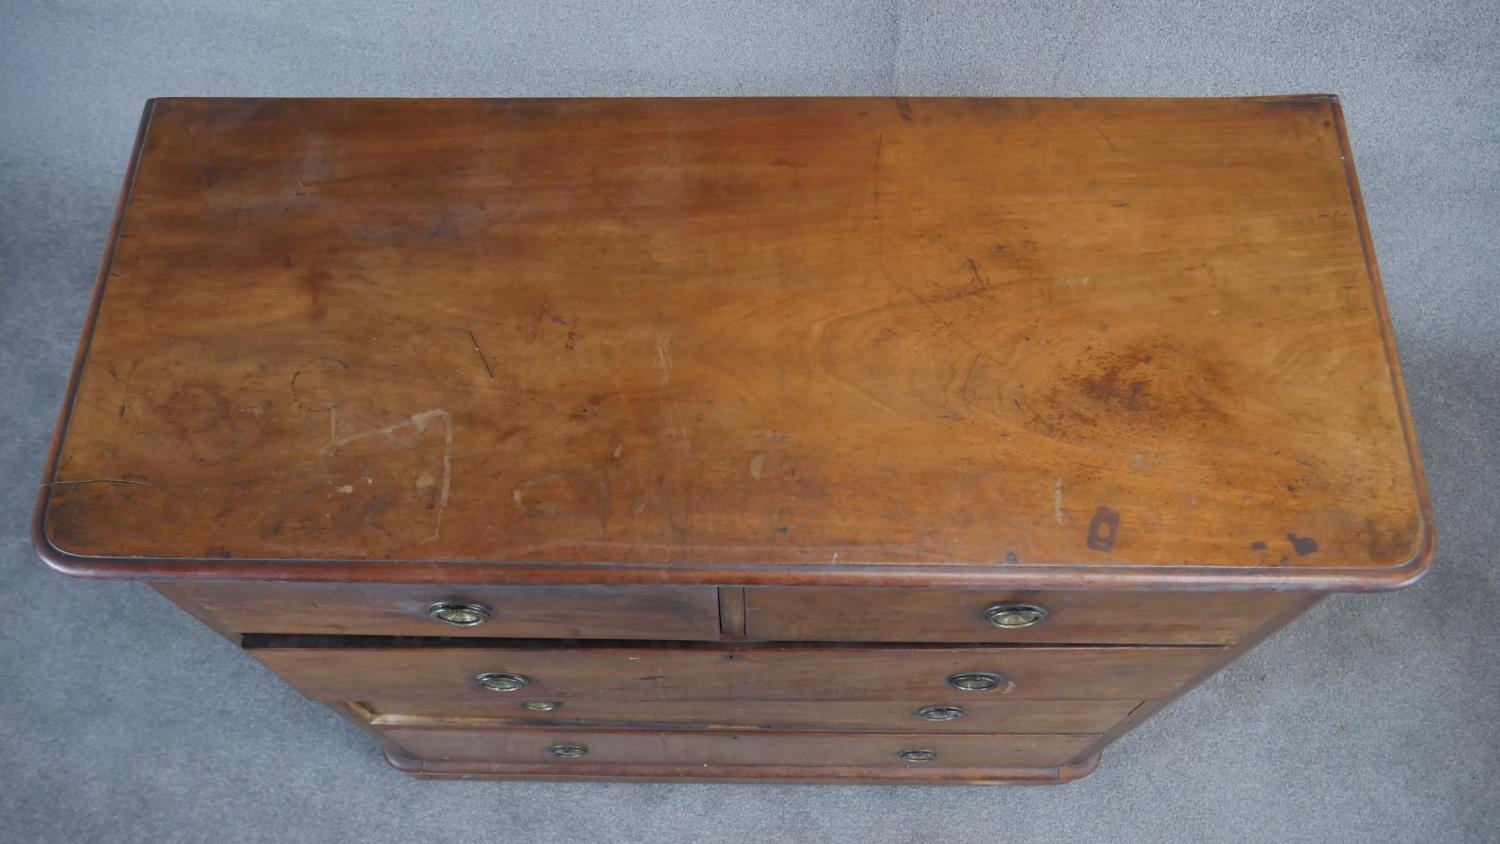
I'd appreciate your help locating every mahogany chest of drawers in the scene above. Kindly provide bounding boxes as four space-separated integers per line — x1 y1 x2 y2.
35 96 1433 784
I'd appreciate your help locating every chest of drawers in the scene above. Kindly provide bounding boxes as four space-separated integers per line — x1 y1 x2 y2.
35 96 1432 784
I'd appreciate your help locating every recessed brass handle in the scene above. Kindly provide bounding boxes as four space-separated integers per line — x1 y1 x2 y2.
983 603 1047 629
917 705 965 722
521 701 562 712
898 749 938 763
427 601 491 627
548 744 588 759
473 672 529 692
948 671 1007 692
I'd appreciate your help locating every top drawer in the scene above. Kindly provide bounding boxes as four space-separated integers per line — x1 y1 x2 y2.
745 588 1306 645
156 582 721 640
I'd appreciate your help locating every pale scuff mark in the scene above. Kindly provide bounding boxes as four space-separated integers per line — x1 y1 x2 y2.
612 440 623 459
749 452 765 479
320 409 452 543
336 485 354 494
1054 478 1066 526
653 333 674 385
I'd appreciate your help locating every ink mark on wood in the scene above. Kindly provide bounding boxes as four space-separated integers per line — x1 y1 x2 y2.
1086 507 1120 552
1286 533 1319 556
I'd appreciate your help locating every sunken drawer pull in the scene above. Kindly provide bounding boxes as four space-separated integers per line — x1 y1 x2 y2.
474 672 530 692
983 603 1047 629
897 749 938 763
947 671 1008 692
916 705 965 722
548 744 588 759
427 601 492 627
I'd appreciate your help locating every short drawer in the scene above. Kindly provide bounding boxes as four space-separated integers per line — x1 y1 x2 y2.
357 698 1141 734
155 582 720 639
380 726 1100 771
251 642 1219 704
745 588 1304 644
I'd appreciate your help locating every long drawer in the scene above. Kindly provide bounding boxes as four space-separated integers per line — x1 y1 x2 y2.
380 726 1100 770
251 642 1219 704
744 588 1302 644
356 698 1141 734
155 582 720 639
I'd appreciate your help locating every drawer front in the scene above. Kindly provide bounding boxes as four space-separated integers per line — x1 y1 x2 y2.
252 643 1218 703
358 698 1141 734
156 582 720 639
746 588 1302 644
381 726 1099 769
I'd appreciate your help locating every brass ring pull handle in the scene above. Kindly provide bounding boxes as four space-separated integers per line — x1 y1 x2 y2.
917 705 965 722
473 672 529 692
983 603 1047 629
427 602 491 627
947 671 1007 692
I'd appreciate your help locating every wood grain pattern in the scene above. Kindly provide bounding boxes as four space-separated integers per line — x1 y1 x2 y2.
152 581 719 639
357 697 1141 734
36 96 1432 590
379 725 1100 769
249 642 1220 703
744 587 1302 644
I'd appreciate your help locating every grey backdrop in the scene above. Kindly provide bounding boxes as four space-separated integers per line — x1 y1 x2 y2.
2 2 1496 842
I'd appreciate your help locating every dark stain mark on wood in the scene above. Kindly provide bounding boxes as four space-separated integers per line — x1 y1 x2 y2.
896 98 912 122
1086 507 1120 552
1004 551 1020 564
1286 533 1319 556
1111 200 1130 207
1249 541 1268 551
466 330 495 378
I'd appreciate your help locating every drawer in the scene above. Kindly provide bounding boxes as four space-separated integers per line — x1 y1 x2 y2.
380 726 1100 771
745 588 1303 644
155 582 720 639
251 642 1219 704
356 698 1141 734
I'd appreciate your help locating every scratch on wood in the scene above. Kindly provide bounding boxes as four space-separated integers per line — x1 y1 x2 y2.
42 478 160 490
319 409 452 543
654 333 674 385
1095 127 1119 151
466 329 495 378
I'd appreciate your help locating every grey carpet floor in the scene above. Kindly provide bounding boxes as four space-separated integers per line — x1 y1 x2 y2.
1 2 1496 842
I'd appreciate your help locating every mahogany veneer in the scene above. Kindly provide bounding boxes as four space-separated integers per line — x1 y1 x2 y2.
37 96 1432 783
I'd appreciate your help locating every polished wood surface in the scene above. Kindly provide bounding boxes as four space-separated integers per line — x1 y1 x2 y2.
38 96 1432 590
153 582 719 639
250 642 1220 702
745 587 1302 644
34 97 1429 785
357 697 1140 734
379 726 1099 769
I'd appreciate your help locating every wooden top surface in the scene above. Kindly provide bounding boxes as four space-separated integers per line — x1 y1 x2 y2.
36 96 1433 589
